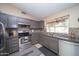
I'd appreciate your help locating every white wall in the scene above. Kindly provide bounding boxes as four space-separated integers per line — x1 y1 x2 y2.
69 5 79 28
0 3 36 20
44 4 79 28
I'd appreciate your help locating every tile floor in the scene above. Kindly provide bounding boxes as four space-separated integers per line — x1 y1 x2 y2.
34 44 58 56
9 44 44 56
9 43 57 56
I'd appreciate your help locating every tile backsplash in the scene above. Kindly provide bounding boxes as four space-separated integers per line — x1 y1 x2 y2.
69 28 79 38
42 27 79 38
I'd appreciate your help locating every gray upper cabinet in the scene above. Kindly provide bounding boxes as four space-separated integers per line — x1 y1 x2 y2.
0 13 18 28
16 17 24 24
38 33 59 54
30 21 44 29
16 17 22 23
16 18 31 25
30 21 37 28
0 13 8 27
37 21 44 29
0 12 40 29
24 19 31 25
7 15 18 28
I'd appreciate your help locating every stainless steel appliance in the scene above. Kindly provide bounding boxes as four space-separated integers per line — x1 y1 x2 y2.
6 28 19 54
18 32 31 51
0 22 8 55
18 23 31 51
0 21 19 56
0 22 5 50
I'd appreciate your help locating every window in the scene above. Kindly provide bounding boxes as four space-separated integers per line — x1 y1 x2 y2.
46 23 55 32
46 17 69 34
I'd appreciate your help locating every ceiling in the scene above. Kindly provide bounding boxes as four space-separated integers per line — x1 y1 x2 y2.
12 3 78 20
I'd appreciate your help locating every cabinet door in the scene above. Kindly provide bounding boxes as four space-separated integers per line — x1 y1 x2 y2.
24 19 31 25
0 13 8 27
30 33 38 45
41 35 49 47
17 18 22 23
31 21 38 28
38 34 48 47
30 21 36 28
39 34 59 54
37 21 44 29
38 33 44 45
17 18 31 25
44 36 59 54
48 37 59 54
16 17 25 24
59 40 79 56
7 15 18 28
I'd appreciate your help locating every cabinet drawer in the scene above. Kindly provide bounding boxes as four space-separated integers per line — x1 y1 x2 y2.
9 46 19 53
48 39 59 53
8 43 19 48
7 15 18 28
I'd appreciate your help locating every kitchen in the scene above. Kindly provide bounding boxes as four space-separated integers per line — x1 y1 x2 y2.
0 3 79 56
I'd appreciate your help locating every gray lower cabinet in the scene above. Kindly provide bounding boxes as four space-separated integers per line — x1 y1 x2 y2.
30 32 39 45
40 35 49 47
48 37 59 54
38 34 59 54
37 33 44 45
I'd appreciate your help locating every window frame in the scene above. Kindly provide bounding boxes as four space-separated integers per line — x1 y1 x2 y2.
46 19 69 34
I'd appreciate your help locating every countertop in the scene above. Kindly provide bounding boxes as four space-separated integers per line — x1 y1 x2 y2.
53 35 79 44
41 33 79 44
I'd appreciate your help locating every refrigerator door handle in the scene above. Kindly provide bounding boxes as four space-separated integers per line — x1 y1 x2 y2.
0 22 6 51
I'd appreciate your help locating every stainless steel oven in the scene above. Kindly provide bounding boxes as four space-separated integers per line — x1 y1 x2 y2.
20 36 29 44
18 32 30 44
18 32 31 51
